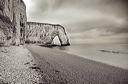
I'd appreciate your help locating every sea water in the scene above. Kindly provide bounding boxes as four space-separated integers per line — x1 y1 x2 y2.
53 43 128 70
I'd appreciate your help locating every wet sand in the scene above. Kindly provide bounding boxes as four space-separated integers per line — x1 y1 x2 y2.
27 45 128 84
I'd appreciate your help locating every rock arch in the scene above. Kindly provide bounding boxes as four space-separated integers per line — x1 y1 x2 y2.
26 22 70 46
52 36 61 46
49 25 70 46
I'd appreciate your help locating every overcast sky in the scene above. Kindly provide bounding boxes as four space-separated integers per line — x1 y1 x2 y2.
23 0 128 44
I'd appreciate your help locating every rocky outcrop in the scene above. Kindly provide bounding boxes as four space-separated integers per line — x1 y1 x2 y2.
0 0 27 46
26 22 70 46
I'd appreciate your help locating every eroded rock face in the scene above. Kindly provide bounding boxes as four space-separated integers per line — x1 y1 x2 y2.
13 0 27 45
0 0 27 46
0 3 13 46
26 22 70 46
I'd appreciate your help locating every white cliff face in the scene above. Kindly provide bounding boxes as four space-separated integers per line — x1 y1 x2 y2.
0 0 69 46
0 2 13 46
0 0 27 46
13 0 27 45
26 22 70 46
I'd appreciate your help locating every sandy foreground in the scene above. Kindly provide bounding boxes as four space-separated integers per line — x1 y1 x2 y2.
0 45 128 84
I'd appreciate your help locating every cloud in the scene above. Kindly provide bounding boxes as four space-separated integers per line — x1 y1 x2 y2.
70 33 128 44
24 0 128 22
23 0 128 44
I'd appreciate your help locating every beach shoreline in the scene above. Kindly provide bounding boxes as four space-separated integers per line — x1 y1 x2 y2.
0 45 128 83
53 43 128 70
27 45 128 84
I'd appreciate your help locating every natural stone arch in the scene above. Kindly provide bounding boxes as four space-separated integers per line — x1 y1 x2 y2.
26 22 70 46
44 25 70 46
56 24 70 46
50 31 61 45
52 36 61 46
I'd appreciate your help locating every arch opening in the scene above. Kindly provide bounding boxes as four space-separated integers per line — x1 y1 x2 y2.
52 35 61 46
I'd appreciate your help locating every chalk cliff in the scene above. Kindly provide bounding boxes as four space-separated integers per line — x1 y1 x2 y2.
0 0 27 46
26 22 70 46
0 0 13 45
0 0 70 46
